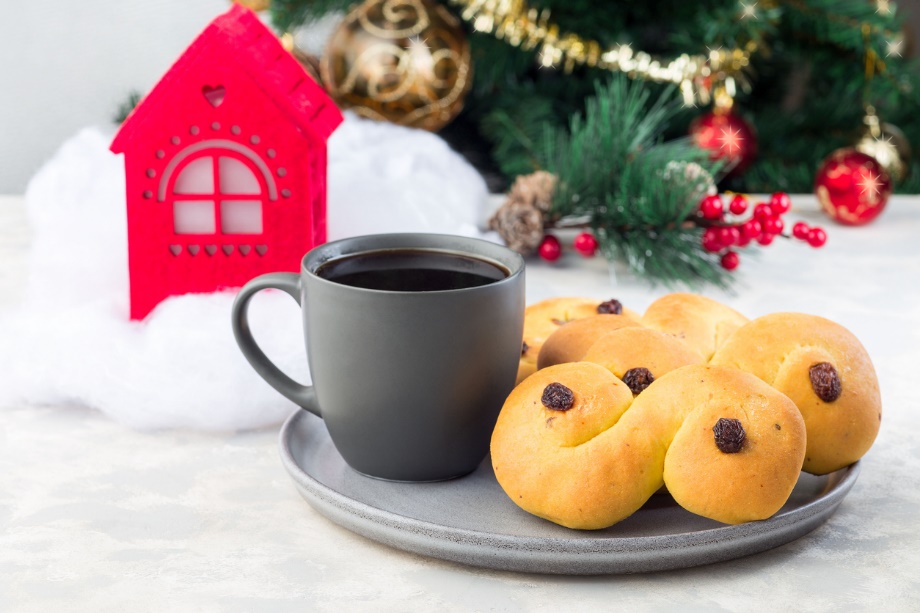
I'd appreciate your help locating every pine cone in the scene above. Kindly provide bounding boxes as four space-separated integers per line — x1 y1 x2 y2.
507 171 557 213
489 199 545 255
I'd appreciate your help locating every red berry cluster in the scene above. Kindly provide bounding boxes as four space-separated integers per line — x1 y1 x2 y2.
698 192 827 270
538 232 598 261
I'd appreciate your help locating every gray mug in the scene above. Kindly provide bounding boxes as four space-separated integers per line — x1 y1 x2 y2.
231 233 525 482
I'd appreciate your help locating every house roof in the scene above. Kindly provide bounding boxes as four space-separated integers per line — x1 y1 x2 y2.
111 4 342 154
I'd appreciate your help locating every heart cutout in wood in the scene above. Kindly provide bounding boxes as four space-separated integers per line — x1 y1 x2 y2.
202 85 226 108
255 245 268 256
222 245 234 256
205 245 217 256
188 245 200 256
169 244 182 256
239 245 251 256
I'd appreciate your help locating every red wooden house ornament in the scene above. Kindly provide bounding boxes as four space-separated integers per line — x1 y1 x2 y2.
111 4 342 320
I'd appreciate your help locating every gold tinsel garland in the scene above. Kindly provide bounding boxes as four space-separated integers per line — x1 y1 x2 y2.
447 0 755 105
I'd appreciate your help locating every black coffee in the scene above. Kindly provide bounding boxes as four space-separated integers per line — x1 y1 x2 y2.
316 248 509 292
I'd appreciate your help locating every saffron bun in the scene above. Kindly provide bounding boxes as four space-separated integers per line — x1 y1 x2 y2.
491 363 806 529
580 327 704 393
710 312 881 475
518 297 639 384
536 314 641 370
642 293 749 360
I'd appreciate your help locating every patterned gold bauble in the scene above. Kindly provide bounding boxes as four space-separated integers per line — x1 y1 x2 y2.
320 0 472 131
855 117 911 183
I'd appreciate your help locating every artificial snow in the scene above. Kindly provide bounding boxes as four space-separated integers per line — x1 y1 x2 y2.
0 113 492 430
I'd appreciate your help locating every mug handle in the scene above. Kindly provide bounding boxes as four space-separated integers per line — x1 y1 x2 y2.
231 272 321 417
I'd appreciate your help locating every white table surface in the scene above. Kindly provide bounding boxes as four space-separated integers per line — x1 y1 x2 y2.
2 193 919 612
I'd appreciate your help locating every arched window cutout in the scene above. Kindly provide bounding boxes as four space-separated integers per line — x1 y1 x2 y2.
169 148 266 236
219 157 261 194
221 200 262 233
174 200 216 234
174 157 214 194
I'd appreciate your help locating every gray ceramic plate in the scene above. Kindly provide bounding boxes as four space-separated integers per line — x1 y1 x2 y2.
279 409 859 575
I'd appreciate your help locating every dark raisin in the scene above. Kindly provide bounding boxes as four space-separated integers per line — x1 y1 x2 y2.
541 382 575 411
521 341 529 356
774 423 781 430
622 367 654 395
713 418 746 453
809 362 842 402
597 299 623 315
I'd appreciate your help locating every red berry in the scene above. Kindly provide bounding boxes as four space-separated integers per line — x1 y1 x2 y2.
699 195 724 219
718 226 740 247
538 235 562 261
807 227 828 248
753 203 772 220
736 233 752 247
756 232 775 246
702 227 722 252
728 195 749 215
762 217 784 235
769 192 792 215
792 222 810 240
741 219 762 239
573 232 598 256
720 251 740 271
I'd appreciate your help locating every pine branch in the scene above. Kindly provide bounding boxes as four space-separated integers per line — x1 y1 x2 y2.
478 88 559 178
543 77 729 287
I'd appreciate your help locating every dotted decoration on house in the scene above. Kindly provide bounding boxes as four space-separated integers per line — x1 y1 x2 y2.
110 3 342 320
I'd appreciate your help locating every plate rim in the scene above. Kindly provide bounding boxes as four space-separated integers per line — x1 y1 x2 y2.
279 409 860 571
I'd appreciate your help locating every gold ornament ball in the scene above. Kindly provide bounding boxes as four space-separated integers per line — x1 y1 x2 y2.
855 122 911 183
320 0 472 132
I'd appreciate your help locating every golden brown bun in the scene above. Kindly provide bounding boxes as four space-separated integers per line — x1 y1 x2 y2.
491 363 806 529
518 297 639 383
537 314 641 370
581 327 704 386
642 293 749 360
514 360 537 386
710 312 881 475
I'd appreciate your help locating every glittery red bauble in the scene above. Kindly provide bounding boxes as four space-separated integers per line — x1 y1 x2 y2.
814 148 892 226
689 110 758 175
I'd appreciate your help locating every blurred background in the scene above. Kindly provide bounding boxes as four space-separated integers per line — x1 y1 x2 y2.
2 0 919 194
0 0 230 193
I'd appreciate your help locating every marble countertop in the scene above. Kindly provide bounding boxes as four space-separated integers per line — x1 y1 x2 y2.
2 194 919 611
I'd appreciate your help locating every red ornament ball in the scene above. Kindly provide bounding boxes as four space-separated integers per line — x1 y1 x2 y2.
720 251 740 271
538 234 562 261
573 232 598 257
814 148 891 226
689 110 758 176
